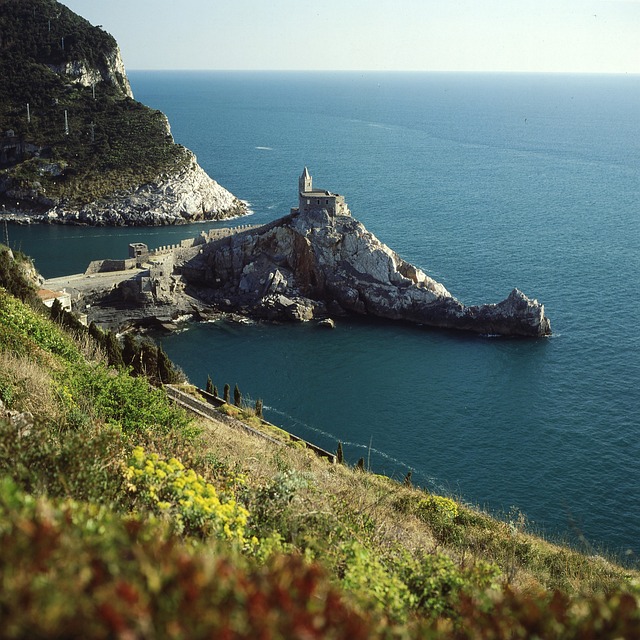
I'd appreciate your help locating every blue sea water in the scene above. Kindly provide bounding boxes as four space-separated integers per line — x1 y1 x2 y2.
9 72 640 557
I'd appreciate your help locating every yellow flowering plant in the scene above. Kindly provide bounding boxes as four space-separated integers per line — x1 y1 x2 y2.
125 446 249 542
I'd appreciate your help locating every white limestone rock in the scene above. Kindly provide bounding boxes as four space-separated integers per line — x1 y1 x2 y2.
44 150 247 226
183 205 551 337
47 45 133 98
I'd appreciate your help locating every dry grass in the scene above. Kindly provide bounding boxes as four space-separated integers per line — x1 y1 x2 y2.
188 409 639 596
0 351 63 422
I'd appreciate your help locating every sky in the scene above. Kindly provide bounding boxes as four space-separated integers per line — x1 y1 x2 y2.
61 0 640 73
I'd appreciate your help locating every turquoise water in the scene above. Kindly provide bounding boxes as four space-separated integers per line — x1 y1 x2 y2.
9 72 640 557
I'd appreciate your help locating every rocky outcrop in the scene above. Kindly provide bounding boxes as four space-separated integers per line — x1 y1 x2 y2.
41 150 247 226
47 45 133 98
2 149 247 226
181 207 551 337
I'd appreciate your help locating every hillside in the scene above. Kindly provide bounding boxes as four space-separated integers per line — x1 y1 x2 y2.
0 245 639 637
0 0 245 224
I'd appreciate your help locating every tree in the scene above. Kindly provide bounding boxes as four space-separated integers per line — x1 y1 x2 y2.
206 375 214 395
139 340 158 382
122 333 138 369
49 297 64 323
255 398 263 419
157 343 178 384
213 385 219 398
233 384 242 407
336 441 344 464
223 384 230 404
105 330 124 369
356 457 365 471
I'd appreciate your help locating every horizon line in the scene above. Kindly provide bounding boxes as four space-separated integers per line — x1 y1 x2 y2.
127 68 640 76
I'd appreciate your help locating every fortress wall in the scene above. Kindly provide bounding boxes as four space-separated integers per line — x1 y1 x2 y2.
85 258 136 275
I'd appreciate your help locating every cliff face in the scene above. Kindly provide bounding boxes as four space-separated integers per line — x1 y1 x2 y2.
40 149 246 226
181 207 551 337
0 0 245 225
46 45 134 99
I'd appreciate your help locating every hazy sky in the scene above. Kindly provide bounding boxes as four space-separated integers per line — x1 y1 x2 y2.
61 0 640 73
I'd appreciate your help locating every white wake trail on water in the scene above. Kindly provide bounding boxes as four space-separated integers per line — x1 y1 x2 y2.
264 406 444 491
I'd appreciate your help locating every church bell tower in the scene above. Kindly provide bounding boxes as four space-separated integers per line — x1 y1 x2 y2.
299 166 312 194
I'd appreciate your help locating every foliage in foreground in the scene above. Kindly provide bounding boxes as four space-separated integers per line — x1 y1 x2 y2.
0 258 639 637
1 478 639 639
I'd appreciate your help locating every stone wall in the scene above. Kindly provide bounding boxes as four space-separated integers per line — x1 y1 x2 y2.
85 258 136 275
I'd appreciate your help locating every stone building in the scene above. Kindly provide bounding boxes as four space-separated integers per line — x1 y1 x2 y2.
293 167 350 217
37 288 72 311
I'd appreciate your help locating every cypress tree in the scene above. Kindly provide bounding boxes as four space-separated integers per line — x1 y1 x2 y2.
157 343 177 384
49 297 64 323
140 340 159 383
356 457 365 471
213 385 219 398
223 384 230 404
206 375 214 395
88 321 103 344
122 333 137 369
233 384 242 407
336 441 344 464
105 330 124 369
255 398 263 419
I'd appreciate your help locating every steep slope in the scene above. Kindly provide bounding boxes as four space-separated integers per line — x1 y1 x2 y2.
0 246 638 637
0 0 245 224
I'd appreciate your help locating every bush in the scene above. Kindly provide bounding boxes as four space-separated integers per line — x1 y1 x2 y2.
339 540 413 621
125 446 249 541
0 478 383 639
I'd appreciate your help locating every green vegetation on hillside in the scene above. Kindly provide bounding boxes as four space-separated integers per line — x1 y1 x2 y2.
0 0 190 207
0 250 639 637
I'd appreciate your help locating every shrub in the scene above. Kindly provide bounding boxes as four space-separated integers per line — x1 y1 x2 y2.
0 288 80 363
0 478 382 639
67 364 192 436
416 495 459 522
395 551 500 620
125 446 249 541
339 540 413 621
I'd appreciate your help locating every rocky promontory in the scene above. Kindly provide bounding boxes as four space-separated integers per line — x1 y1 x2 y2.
4 148 246 226
52 168 550 337
179 207 550 337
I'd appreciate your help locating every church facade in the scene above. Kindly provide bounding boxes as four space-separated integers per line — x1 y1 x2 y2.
292 167 350 217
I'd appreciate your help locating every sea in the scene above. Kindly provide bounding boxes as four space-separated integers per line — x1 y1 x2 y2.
8 71 640 559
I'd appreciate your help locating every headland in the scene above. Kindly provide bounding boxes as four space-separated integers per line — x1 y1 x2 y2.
44 168 551 338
